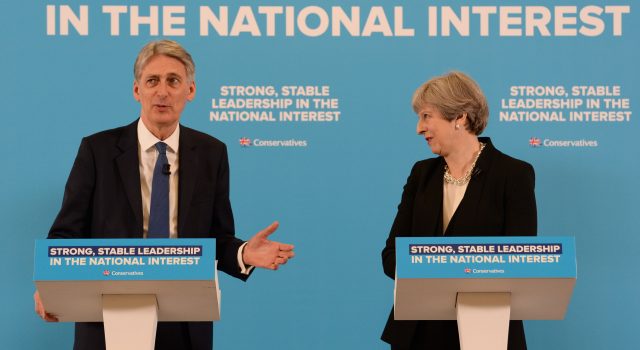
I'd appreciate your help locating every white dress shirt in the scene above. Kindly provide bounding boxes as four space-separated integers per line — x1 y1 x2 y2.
138 119 180 238
137 119 251 273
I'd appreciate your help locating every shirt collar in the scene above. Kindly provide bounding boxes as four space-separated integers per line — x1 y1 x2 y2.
137 118 180 153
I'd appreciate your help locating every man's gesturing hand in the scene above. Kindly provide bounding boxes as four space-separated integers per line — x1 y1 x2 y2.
242 221 295 270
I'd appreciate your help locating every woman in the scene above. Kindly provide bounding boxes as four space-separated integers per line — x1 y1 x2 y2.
381 71 537 350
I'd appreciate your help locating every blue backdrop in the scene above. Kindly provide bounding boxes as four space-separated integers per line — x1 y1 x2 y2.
2 1 638 349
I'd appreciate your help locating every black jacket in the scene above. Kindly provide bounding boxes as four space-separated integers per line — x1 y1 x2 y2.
49 120 247 350
381 137 537 350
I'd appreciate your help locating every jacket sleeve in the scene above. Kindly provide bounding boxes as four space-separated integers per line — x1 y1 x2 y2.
382 162 421 280
48 138 95 239
504 161 537 236
209 144 249 281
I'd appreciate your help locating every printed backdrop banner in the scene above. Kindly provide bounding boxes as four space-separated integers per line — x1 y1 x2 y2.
2 1 638 349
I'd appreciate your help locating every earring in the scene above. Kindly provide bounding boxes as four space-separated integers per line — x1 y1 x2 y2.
455 124 460 130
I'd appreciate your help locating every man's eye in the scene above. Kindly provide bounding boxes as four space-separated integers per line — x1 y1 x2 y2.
146 78 158 86
168 78 180 86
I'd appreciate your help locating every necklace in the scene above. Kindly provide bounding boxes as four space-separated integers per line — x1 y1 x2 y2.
443 142 486 186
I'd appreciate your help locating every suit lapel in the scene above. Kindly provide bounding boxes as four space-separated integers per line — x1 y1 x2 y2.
115 121 143 235
178 127 198 235
419 158 445 236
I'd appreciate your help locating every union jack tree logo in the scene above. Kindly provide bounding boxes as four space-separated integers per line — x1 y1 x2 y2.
464 268 471 274
103 270 110 276
529 137 541 147
239 137 252 147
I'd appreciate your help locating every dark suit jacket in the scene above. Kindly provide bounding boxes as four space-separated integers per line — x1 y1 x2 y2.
381 137 537 350
49 120 248 350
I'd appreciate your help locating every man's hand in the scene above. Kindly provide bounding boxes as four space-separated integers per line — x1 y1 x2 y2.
34 290 59 322
242 221 295 270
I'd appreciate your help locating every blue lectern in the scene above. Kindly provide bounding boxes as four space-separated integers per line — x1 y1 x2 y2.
395 236 576 350
34 238 219 350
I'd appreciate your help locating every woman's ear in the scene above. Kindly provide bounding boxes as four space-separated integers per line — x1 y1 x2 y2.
456 112 468 127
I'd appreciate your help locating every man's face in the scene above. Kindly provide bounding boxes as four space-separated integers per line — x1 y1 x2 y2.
134 54 195 133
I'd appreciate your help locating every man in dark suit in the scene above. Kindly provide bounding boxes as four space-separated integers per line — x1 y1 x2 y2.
34 40 295 350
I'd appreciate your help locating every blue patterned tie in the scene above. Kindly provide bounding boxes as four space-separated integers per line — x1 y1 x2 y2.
148 142 170 238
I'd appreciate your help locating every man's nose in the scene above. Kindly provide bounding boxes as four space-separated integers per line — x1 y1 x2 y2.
156 81 169 96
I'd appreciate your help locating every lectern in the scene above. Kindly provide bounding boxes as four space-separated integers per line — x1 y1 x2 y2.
34 238 219 350
394 236 576 350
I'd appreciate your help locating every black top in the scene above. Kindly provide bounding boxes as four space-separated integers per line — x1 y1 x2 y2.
381 137 537 350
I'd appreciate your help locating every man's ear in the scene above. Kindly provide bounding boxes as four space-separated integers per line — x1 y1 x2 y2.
187 81 196 102
133 80 140 102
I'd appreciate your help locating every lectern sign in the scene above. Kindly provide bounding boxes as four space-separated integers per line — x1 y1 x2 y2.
397 236 576 279
394 236 577 321
33 238 220 322
34 239 215 281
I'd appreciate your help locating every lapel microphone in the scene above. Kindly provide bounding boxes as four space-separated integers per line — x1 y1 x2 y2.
162 164 171 175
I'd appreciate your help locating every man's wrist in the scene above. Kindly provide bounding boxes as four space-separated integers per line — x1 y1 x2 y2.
237 242 253 274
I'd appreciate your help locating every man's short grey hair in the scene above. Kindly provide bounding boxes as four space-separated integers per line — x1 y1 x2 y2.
134 40 195 82
412 71 489 135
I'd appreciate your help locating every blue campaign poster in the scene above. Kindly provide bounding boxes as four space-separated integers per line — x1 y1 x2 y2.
2 2 638 349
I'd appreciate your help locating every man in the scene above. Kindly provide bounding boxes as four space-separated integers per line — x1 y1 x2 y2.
34 40 295 350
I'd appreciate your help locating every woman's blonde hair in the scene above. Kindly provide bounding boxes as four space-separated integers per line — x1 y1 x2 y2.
412 71 489 135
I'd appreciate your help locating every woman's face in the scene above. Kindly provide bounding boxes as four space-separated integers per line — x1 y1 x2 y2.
416 103 458 156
